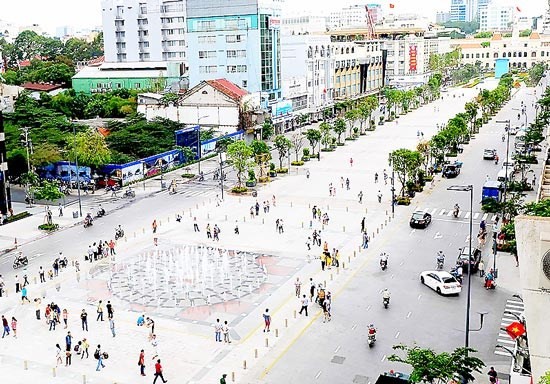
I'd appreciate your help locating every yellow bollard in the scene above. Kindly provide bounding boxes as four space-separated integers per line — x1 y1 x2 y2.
265 338 269 347
52 368 56 377
285 319 288 328
342 262 346 269
255 349 258 358
243 360 247 370
24 360 28 370
262 218 265 224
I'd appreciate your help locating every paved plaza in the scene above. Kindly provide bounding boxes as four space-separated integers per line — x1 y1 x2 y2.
0 79 543 383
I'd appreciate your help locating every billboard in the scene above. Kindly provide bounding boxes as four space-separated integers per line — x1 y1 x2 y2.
409 45 417 72
268 17 281 29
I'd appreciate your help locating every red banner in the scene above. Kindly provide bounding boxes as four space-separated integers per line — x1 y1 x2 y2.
409 45 417 72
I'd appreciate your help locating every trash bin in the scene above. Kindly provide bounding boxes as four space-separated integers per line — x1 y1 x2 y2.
161 182 167 189
252 191 258 197
72 211 79 219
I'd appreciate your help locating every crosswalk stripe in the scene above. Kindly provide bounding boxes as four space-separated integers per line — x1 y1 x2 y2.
439 209 446 215
505 309 523 314
464 212 471 219
494 350 512 357
424 208 429 213
473 212 480 219
491 215 498 221
447 210 454 217
497 339 516 345
431 208 437 215
482 213 488 221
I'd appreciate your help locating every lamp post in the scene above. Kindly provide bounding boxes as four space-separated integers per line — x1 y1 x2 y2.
448 184 474 349
72 122 83 217
219 152 226 200
496 120 510 222
196 115 209 175
0 101 12 216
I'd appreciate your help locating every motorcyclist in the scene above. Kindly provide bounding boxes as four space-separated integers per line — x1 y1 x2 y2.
84 213 93 226
379 252 388 268
97 204 105 216
199 171 205 181
502 134 505 142
382 289 391 302
368 324 377 336
115 225 124 238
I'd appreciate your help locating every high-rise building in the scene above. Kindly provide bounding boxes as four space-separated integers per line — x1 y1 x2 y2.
186 0 283 103
436 11 451 24
101 0 186 63
449 0 477 22
329 3 382 30
479 2 514 32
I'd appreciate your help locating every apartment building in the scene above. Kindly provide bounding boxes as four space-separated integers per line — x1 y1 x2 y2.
329 4 382 30
478 2 515 32
101 0 186 63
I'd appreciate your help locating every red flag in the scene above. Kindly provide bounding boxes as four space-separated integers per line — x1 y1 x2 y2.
516 6 521 12
505 321 526 339
389 3 395 8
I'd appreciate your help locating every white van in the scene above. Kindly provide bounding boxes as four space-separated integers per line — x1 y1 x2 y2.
497 167 513 182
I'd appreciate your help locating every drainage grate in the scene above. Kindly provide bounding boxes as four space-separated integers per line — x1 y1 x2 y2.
331 355 346 364
353 375 369 384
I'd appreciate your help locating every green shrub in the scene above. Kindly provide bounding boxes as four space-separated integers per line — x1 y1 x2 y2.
38 223 59 231
181 173 195 178
396 197 411 205
258 176 270 183
5 211 31 223
231 186 248 193
276 168 289 173
291 160 304 166
302 148 310 157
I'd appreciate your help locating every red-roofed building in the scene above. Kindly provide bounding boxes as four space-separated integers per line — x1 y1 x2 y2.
21 82 64 99
137 79 262 133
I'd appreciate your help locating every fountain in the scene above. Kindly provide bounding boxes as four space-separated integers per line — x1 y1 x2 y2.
109 244 268 309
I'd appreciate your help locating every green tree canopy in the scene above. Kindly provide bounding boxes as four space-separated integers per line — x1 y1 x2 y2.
305 129 321 156
227 140 253 187
332 118 346 144
68 129 111 167
273 134 292 169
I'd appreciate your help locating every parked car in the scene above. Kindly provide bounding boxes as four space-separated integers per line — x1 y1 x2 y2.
420 271 462 295
442 164 461 178
410 210 432 229
483 149 496 160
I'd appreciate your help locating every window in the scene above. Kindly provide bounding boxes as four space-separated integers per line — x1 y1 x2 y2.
115 31 125 38
242 80 247 88
532 51 537 57
227 65 236 73
227 50 236 58
226 34 243 43
237 65 247 72
139 41 149 48
465 53 470 59
542 51 545 57
199 65 217 73
116 42 126 49
198 35 216 44
163 52 177 59
135 83 142 88
198 50 216 58
197 20 215 31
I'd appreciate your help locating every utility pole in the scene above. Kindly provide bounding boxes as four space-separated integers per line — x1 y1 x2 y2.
72 123 82 217
19 127 33 207
496 120 511 221
219 152 226 200
0 107 12 216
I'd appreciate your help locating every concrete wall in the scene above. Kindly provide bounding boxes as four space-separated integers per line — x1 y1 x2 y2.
514 215 550 382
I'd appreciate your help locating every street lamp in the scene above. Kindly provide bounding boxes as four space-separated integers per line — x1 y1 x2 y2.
448 184 474 349
71 122 83 217
219 152 226 200
496 120 511 222
196 115 209 175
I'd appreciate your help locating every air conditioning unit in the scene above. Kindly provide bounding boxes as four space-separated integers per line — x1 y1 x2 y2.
346 60 350 67
335 61 340 69
352 59 356 66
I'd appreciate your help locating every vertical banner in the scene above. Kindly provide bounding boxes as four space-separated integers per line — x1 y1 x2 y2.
409 45 417 72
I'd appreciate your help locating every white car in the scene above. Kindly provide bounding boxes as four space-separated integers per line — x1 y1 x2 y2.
420 271 462 295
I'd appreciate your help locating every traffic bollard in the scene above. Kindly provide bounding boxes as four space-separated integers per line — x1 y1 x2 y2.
265 338 269 347
354 251 356 258
196 204 199 209
348 256 351 263
232 372 235 382
327 205 330 210
291 202 293 207
342 262 346 269
24 360 28 370
275 329 279 337
243 216 246 222
343 226 346 232
301 222 304 228
330 274 333 281
207 213 210 219
377 228 379 234
33 277 37 285
293 310 296 318
239 198 241 203
346 206 349 212
142 228 145 234
255 349 258 358
52 368 56 377
337 267 339 275
167 216 170 223
285 319 288 328
134 232 136 238
262 218 265 224
225 215 228 221
243 360 247 370
324 280 327 287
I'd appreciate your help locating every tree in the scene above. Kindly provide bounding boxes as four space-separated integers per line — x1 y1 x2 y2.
180 146 196 164
215 136 235 153
319 122 332 150
388 345 485 384
332 118 346 144
358 96 378 132
273 135 292 169
539 370 550 384
417 141 431 172
261 120 275 141
291 132 305 161
31 143 62 167
389 148 422 196
68 129 111 168
250 140 270 162
305 129 321 156
227 140 253 187
32 179 64 202
464 101 479 134
344 109 358 137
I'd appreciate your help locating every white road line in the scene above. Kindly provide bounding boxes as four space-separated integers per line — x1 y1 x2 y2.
494 350 513 357
395 331 400 339
439 209 446 215
423 208 429 213
410 229 416 236
497 339 516 345
491 215 498 221
447 210 454 217
473 212 480 219
417 294 422 300
366 305 371 311
399 260 404 266
482 213 489 221
431 208 437 215
315 371 322 379
406 311 412 319
505 309 524 314
352 324 358 330
464 212 471 219
334 346 341 353
381 355 387 362
506 303 524 309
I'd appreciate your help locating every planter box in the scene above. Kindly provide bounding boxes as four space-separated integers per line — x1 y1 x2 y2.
301 156 310 162
269 171 277 177
245 180 257 187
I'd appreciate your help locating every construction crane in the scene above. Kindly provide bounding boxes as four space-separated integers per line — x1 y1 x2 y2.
365 5 376 39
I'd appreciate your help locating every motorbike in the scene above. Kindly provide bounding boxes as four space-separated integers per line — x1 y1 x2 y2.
485 279 496 290
450 267 463 284
96 208 106 218
380 259 387 271
383 297 390 309
436 258 444 270
105 185 120 192
123 189 135 198
13 255 28 269
84 216 93 228
198 172 205 182
115 228 125 240
453 208 459 218
367 333 376 348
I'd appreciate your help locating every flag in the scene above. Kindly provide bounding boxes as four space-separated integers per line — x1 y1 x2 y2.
505 321 526 339
516 6 521 12
389 3 395 8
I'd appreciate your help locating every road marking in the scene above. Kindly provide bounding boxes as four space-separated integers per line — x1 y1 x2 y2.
447 210 454 217
494 350 512 357
366 305 371 311
334 346 341 353
352 324 358 330
431 208 437 215
399 260 404 266
464 212 471 219
417 294 422 300
439 209 446 215
482 213 489 221
409 229 416 235
381 355 387 362
434 232 442 239
395 331 400 339
315 370 322 379
473 213 480 219
406 311 412 319
391 274 395 279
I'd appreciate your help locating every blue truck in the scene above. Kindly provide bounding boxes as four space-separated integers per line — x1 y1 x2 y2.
482 181 503 202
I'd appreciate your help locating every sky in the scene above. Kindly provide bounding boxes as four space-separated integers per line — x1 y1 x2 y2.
0 0 548 34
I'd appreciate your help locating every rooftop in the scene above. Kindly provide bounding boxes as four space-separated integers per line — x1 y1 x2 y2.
21 82 63 92
206 79 248 101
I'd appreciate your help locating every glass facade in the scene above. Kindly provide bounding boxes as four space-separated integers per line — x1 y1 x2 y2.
260 14 280 97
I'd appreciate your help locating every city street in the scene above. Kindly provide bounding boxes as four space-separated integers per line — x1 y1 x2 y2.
0 80 541 384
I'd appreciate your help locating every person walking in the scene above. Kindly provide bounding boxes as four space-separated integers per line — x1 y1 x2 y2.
106 301 114 319
222 321 231 344
358 191 363 204
56 343 63 367
108 239 116 255
193 217 200 232
478 260 485 277
10 317 17 338
152 220 158 234
81 309 88 331
349 157 353 167
361 217 366 233
362 232 369 249
65 349 72 366
95 345 105 371
309 278 316 301
377 190 382 203
21 286 30 304
62 309 68 328
374 172 379 183
220 374 228 384
294 277 302 297
153 359 168 383
109 318 116 337
65 331 73 352
96 300 104 321
263 309 271 332
34 298 41 320
214 319 222 342
81 338 89 359
139 349 146 376
39 267 46 283
299 295 309 316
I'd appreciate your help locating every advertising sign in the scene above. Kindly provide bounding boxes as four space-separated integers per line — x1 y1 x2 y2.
409 45 417 72
268 17 281 29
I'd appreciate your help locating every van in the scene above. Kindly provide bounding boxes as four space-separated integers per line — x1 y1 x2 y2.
497 167 513 182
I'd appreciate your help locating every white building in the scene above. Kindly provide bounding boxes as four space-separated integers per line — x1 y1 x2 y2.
449 0 477 23
479 2 515 32
436 11 451 24
281 34 334 120
281 15 327 36
101 0 186 63
329 4 382 30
